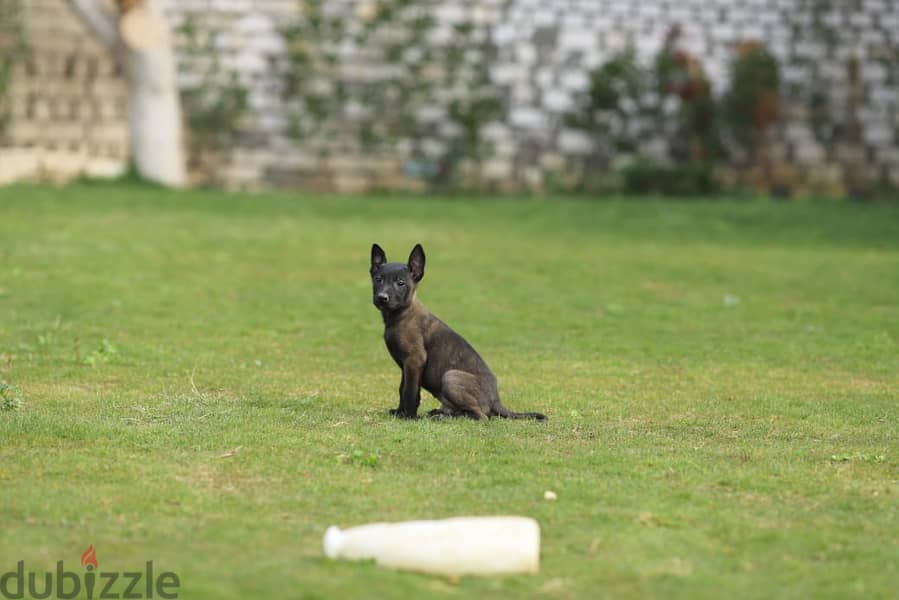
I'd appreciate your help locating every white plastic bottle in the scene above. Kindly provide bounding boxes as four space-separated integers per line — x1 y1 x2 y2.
323 516 540 576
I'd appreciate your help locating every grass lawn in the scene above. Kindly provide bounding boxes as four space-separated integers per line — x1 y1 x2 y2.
1 183 897 599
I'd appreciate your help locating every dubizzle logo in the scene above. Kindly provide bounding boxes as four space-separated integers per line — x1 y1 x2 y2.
0 545 180 599
81 546 98 571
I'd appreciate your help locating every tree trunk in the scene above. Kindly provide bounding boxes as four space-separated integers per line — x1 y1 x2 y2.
66 0 186 187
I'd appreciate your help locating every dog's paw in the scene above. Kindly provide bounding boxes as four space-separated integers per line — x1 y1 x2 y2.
389 408 418 419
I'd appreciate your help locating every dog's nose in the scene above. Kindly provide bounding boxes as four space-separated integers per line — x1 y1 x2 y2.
375 293 389 305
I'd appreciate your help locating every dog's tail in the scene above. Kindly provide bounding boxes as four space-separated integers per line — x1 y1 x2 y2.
495 405 547 421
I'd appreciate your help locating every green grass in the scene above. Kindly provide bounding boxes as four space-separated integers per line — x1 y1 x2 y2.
1 183 897 599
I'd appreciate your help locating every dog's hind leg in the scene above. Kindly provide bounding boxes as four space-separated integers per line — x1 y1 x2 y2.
439 370 489 421
427 406 465 419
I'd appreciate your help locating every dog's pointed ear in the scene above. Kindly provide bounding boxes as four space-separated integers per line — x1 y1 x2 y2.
408 244 425 282
371 244 387 274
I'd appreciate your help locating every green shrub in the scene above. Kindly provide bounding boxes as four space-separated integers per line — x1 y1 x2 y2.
653 26 723 162
619 159 720 196
565 51 649 154
566 30 725 179
725 42 780 149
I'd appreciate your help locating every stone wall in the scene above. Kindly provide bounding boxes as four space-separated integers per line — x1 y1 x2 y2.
3 0 898 194
0 0 128 183
491 0 899 195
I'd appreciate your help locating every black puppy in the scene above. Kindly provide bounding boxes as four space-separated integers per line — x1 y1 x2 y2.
370 243 546 421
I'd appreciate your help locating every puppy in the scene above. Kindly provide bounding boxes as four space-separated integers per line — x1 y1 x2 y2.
371 243 546 420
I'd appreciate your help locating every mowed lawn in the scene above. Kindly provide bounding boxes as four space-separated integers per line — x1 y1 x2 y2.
0 183 897 599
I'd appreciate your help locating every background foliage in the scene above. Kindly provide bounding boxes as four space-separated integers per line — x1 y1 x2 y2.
0 0 27 139
281 0 500 188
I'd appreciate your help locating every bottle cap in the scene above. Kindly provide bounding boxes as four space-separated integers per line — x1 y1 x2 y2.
323 526 344 558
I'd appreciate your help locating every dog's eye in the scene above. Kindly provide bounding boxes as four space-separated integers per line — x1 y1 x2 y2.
374 277 383 283
396 280 405 287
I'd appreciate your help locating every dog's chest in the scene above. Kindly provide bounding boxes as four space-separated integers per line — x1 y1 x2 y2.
384 327 420 366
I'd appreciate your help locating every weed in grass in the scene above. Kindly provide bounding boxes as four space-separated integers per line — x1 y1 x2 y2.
830 453 887 464
339 448 381 468
81 338 118 366
35 315 63 350
0 381 22 411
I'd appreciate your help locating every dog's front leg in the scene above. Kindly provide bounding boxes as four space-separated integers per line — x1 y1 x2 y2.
389 372 417 416
397 357 424 418
389 372 405 416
